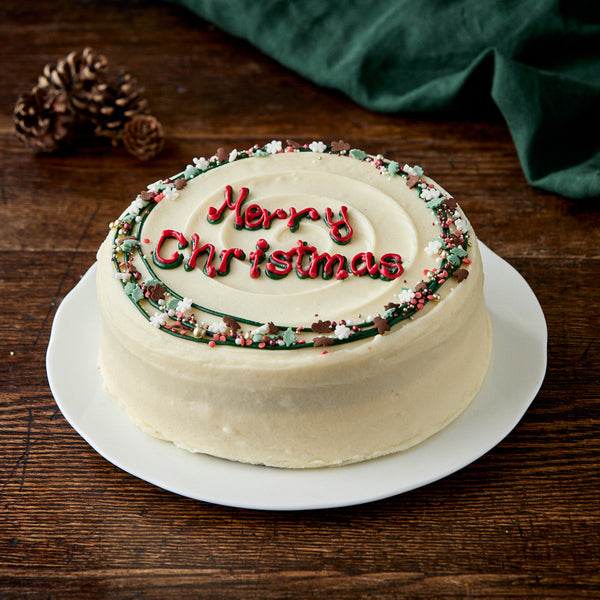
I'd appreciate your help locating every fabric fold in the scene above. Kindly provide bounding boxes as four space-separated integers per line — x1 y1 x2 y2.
167 0 600 198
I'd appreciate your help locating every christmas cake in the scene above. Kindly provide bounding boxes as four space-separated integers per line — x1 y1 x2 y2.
96 140 491 468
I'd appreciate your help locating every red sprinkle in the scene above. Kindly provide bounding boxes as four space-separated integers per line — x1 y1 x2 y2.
321 350 329 355
208 340 216 348
258 342 266 349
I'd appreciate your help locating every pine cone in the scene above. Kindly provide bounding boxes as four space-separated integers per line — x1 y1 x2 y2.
86 70 150 142
37 47 108 97
13 85 74 153
15 47 159 158
122 114 164 160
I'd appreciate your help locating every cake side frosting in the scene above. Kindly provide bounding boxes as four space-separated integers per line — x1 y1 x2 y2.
96 140 492 468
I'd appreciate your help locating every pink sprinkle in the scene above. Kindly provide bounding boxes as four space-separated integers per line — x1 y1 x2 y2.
463 258 472 265
321 350 328 355
258 342 266 349
213 333 220 340
208 340 216 348
245 339 253 346
219 335 226 342
142 238 150 244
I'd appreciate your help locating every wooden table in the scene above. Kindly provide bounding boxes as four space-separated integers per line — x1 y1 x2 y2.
2 1 599 598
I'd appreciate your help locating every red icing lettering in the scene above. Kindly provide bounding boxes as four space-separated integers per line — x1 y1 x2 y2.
244 204 264 230
249 239 269 278
324 206 353 244
379 253 404 280
185 233 217 277
262 208 288 228
217 247 246 275
350 252 380 278
207 185 249 228
288 240 316 278
287 207 320 232
266 249 293 279
308 251 349 280
153 229 188 268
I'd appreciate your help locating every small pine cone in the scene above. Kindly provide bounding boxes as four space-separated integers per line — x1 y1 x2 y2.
13 85 74 152
84 70 150 142
122 114 164 160
38 47 108 101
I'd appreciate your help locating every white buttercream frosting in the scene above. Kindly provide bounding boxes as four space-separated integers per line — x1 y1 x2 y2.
97 144 491 468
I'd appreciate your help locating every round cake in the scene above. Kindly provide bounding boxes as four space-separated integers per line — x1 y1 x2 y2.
97 140 491 468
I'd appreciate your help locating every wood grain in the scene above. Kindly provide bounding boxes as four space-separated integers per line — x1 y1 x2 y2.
1 0 598 598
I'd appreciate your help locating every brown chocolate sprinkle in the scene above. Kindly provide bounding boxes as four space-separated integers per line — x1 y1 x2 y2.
267 322 280 335
407 174 420 188
312 319 332 333
140 190 154 202
454 268 469 282
331 139 351 152
216 147 228 163
384 302 400 311
286 139 301 149
415 280 428 293
148 283 167 302
448 233 462 246
174 178 187 190
373 316 391 335
223 316 240 334
445 197 457 210
314 336 334 347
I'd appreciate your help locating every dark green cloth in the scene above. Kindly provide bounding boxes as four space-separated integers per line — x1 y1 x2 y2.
168 0 600 199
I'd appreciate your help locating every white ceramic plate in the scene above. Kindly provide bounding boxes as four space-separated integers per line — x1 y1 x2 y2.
47 243 547 511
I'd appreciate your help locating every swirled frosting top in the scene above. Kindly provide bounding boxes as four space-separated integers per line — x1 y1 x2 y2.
106 140 473 351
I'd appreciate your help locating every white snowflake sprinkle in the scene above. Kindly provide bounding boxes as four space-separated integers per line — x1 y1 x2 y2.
127 197 145 215
265 140 282 154
193 157 209 170
176 297 193 313
397 288 415 304
113 272 131 281
207 322 228 334
229 149 238 162
421 187 441 201
334 324 351 340
424 240 443 256
455 218 469 233
149 312 167 328
309 140 327 153
162 186 179 202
